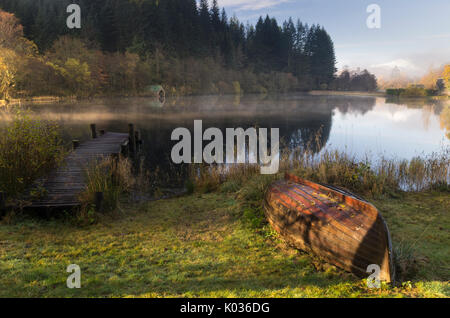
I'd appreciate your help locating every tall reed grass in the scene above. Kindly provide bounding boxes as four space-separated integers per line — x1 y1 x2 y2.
79 157 132 212
189 146 449 198
188 163 260 193
286 148 449 196
0 109 65 198
79 157 149 217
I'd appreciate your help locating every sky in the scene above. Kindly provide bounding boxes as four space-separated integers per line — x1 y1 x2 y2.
218 0 450 79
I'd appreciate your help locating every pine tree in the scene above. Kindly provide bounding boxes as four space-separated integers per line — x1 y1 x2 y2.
98 0 119 52
304 25 336 88
198 0 212 55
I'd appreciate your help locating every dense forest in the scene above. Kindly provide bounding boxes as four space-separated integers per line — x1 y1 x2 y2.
0 0 340 98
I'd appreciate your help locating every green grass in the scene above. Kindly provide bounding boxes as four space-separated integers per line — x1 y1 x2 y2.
0 188 448 298
373 192 450 284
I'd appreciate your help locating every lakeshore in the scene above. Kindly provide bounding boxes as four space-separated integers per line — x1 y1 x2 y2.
2 90 448 109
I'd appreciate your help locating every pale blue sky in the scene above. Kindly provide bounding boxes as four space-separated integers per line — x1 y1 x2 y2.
219 0 450 77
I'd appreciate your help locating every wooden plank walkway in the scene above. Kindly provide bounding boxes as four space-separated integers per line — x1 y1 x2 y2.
29 132 130 208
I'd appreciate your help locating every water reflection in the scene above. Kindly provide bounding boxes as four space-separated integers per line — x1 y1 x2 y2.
3 94 446 180
441 106 450 139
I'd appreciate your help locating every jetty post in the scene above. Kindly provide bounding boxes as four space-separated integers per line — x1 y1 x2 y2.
0 191 5 214
128 123 136 155
72 140 80 150
135 130 141 153
95 192 104 212
90 124 97 139
121 141 129 158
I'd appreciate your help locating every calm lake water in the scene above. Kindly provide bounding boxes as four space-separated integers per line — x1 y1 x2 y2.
5 94 449 178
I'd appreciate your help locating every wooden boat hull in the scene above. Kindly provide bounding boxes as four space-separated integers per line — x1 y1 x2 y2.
264 173 395 282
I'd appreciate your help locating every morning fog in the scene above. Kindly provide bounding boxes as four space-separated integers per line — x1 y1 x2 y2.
171 120 279 174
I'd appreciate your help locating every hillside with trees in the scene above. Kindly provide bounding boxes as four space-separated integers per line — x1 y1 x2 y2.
331 69 378 92
0 0 337 98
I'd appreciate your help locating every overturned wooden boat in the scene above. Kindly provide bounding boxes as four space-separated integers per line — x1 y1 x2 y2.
264 173 395 282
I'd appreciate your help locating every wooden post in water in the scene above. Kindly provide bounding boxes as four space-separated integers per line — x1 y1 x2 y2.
100 129 106 136
0 191 5 213
72 140 80 150
121 139 129 157
128 123 136 155
95 192 104 212
135 130 141 153
90 124 97 139
111 153 119 185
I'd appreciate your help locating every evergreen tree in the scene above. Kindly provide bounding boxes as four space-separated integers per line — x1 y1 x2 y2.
198 0 211 55
98 0 119 52
305 25 336 88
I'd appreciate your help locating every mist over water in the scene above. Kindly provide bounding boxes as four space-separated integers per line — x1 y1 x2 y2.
6 94 449 178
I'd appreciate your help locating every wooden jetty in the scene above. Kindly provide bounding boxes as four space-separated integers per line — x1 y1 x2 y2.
28 124 141 209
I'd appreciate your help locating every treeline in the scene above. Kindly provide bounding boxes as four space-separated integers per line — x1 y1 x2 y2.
0 0 337 98
386 87 439 97
330 69 378 92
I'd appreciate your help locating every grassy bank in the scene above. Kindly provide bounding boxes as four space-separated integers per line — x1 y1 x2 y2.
0 182 448 297
309 90 385 97
309 90 450 99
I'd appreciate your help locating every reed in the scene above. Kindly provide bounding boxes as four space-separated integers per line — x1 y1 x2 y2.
189 146 449 198
0 109 65 198
189 163 260 194
79 157 135 214
287 147 448 195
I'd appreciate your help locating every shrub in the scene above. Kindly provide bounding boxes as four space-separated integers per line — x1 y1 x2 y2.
386 88 400 96
217 81 233 95
400 87 427 97
386 87 437 97
232 81 241 95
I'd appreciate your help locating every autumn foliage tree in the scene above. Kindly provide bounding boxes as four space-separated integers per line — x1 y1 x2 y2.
419 64 450 93
0 55 14 99
0 10 23 48
442 65 450 91
0 10 22 99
